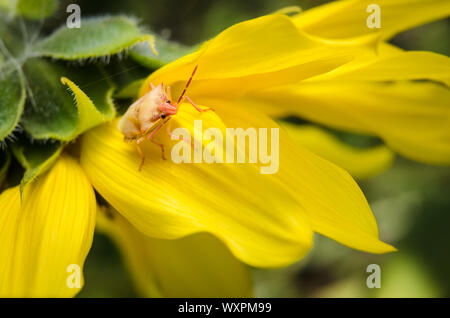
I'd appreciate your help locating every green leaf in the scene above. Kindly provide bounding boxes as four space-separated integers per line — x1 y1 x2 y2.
0 13 26 58
21 58 116 141
33 16 156 60
0 62 25 141
0 149 11 186
130 36 195 69
10 137 62 197
0 0 58 20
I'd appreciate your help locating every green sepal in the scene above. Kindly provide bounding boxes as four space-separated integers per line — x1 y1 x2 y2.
10 138 63 199
20 58 116 141
0 61 25 141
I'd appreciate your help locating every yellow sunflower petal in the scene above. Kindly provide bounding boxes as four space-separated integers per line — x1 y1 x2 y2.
204 102 395 254
140 14 374 99
316 51 450 85
96 207 252 297
301 41 406 84
293 0 450 41
377 42 404 55
245 81 450 165
81 106 313 268
0 155 96 297
281 123 395 180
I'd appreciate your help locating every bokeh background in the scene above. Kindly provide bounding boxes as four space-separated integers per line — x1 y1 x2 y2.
40 0 449 297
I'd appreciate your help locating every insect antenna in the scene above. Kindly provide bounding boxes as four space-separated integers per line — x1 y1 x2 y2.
176 64 198 105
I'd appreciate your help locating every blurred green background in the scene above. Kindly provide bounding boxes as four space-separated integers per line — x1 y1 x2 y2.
38 0 448 297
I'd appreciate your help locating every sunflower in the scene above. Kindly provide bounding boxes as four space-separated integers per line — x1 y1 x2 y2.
0 0 448 297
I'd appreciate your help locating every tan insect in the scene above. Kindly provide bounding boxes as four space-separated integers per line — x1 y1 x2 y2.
118 65 211 170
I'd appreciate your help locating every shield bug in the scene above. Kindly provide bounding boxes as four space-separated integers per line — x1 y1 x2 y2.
118 65 212 170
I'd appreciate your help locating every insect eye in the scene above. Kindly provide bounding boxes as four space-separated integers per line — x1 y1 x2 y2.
166 100 171 103
161 113 166 119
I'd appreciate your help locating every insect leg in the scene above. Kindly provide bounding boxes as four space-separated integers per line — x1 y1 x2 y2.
183 95 214 112
166 118 175 138
151 139 166 160
146 120 166 140
134 118 171 170
166 118 182 140
144 121 169 160
135 143 146 171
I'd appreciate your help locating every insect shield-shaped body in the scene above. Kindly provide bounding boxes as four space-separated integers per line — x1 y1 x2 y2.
118 83 175 141
118 83 176 170
118 65 212 171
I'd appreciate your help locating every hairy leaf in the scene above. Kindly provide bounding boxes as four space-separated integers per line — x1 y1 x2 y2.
0 13 25 57
21 58 115 140
130 36 195 69
10 137 62 197
0 149 11 186
0 62 25 141
33 16 156 60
